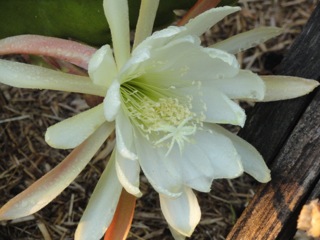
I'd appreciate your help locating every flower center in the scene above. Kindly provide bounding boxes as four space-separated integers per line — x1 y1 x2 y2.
120 79 201 153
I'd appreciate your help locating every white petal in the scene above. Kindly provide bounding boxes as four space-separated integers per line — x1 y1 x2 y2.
203 47 239 69
129 36 239 88
211 27 283 54
135 131 183 197
118 45 151 84
156 38 239 80
103 0 130 69
88 44 117 87
45 104 112 149
103 80 121 121
0 123 111 220
189 86 246 127
75 151 122 240
124 33 240 87
121 34 199 84
169 226 186 240
160 187 201 237
201 70 265 101
0 59 106 96
183 6 241 37
211 124 270 183
133 0 160 49
133 26 185 55
202 90 246 127
195 126 244 179
115 150 142 197
115 108 138 160
169 144 213 192
260 75 319 102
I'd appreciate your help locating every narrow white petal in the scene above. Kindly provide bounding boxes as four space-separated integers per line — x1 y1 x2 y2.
115 150 142 197
201 70 265 101
195 126 244 179
211 27 283 54
160 187 201 237
88 44 117 87
115 108 138 160
103 0 130 69
45 104 112 149
211 124 271 183
103 80 121 121
135 131 183 197
183 6 240 37
133 0 160 49
260 75 319 102
0 123 111 220
0 59 106 96
75 151 122 240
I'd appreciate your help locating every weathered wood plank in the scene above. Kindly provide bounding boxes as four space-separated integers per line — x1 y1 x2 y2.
238 2 320 165
228 90 320 239
227 3 320 239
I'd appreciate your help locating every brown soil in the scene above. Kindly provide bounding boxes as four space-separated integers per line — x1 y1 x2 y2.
0 1 317 239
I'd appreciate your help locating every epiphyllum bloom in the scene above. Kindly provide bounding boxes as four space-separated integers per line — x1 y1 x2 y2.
0 0 318 239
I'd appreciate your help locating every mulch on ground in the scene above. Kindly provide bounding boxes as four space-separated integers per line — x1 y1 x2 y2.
0 0 317 239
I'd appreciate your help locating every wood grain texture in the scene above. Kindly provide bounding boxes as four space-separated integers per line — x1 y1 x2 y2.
228 91 320 239
237 2 320 165
227 2 320 239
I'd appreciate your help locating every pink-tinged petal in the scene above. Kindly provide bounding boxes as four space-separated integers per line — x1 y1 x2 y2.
0 35 96 69
75 151 122 240
104 189 136 240
0 59 106 96
0 122 112 220
160 187 201 237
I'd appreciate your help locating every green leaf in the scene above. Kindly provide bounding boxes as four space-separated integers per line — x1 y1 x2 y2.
0 0 196 46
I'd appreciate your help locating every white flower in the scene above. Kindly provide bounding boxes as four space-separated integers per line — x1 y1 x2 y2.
0 0 318 239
